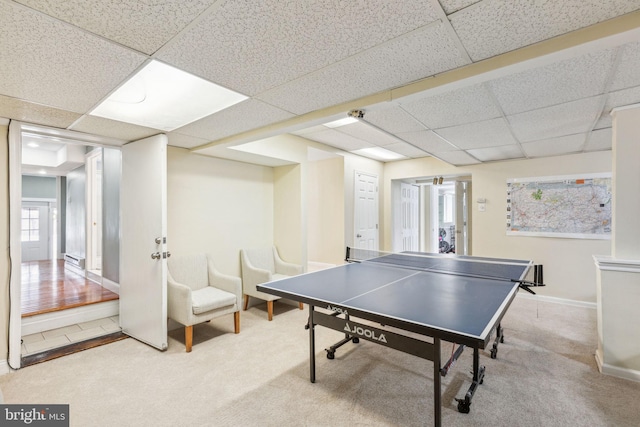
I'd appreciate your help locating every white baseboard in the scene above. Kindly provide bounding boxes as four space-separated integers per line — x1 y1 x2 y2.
595 350 640 383
102 277 120 295
22 301 119 336
516 292 597 310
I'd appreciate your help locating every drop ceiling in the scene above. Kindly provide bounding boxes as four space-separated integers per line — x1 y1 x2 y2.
1 0 640 167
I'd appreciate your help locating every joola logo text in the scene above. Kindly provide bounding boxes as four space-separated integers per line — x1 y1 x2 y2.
344 323 387 343
327 305 348 315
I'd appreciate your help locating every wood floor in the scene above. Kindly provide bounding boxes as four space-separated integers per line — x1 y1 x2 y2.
21 259 119 317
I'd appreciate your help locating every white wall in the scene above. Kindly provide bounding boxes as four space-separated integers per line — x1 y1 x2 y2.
274 164 303 265
384 151 612 303
307 156 345 266
167 147 274 276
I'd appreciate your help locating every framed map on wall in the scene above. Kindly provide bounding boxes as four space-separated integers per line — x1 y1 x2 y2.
506 173 612 239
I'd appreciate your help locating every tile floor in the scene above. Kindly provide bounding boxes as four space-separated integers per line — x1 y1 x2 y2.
21 316 121 356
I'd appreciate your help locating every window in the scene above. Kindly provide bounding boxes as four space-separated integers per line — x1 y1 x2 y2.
21 207 39 242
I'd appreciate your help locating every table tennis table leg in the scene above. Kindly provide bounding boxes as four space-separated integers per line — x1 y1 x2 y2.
490 322 504 359
433 337 442 427
455 346 485 414
309 305 316 383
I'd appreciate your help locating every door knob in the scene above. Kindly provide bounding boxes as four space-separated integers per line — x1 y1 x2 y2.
151 252 161 260
356 234 362 238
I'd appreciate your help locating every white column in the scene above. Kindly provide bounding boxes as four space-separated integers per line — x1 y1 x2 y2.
594 104 640 382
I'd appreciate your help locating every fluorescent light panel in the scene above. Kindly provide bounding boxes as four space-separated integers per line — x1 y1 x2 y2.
90 61 247 131
324 117 359 128
351 146 406 161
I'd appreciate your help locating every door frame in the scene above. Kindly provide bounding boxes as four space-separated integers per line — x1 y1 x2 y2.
8 121 125 369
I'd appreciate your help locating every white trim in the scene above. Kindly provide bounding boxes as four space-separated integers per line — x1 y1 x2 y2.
593 255 640 273
102 277 120 295
21 301 119 336
610 103 640 115
596 350 640 383
515 292 597 310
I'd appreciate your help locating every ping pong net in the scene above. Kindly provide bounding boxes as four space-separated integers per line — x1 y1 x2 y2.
345 247 544 294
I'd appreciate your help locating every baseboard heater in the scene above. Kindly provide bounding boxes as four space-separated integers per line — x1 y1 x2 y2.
64 254 85 269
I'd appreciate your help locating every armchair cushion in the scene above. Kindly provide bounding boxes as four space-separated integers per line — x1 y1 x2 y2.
191 287 237 315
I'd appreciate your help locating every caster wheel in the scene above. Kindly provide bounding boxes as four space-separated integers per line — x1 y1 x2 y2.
457 400 470 414
500 336 504 343
352 337 360 343
326 351 335 360
304 324 310 330
490 348 497 359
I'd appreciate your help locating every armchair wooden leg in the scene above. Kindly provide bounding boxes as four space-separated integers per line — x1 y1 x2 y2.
267 300 274 321
185 325 193 353
234 311 240 334
243 295 249 311
299 302 304 310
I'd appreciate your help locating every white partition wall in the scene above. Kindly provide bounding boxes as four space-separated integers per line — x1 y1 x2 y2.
594 104 640 382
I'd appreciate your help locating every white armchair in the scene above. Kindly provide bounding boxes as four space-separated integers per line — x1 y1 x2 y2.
167 253 242 352
240 246 304 320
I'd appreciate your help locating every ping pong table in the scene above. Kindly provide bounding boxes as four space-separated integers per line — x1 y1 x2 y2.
257 249 536 426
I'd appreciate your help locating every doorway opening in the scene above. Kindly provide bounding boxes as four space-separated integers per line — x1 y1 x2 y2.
10 122 123 367
392 176 472 255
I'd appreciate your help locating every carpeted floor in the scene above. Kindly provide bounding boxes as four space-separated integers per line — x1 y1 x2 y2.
1 296 639 426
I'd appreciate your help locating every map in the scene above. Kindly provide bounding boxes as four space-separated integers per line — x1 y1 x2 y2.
507 174 612 239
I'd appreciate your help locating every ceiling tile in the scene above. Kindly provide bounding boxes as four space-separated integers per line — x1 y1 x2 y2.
605 85 640 113
487 48 616 115
301 129 374 152
396 130 458 152
450 0 640 61
466 144 525 162
175 99 295 141
69 116 159 142
438 0 482 15
400 84 502 128
435 117 518 149
336 122 400 147
584 128 612 152
595 85 640 128
14 0 217 55
167 132 211 149
507 96 604 142
431 150 481 165
521 133 587 158
291 125 329 136
382 142 431 158
157 0 440 96
610 41 640 91
256 21 469 114
0 2 147 113
364 106 426 133
0 95 81 129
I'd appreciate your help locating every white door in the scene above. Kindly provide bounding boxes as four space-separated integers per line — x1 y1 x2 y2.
400 183 419 251
120 134 168 351
21 202 50 261
354 172 378 250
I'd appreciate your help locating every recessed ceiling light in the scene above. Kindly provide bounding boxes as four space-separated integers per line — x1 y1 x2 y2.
89 60 248 131
351 147 406 161
324 117 359 128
